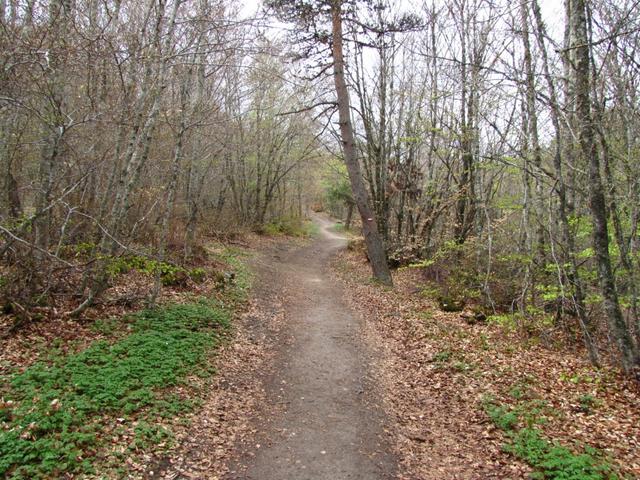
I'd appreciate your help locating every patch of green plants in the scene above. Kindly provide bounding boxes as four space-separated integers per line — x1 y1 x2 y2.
478 332 491 350
487 310 554 335
452 360 474 372
432 349 452 363
0 300 231 478
406 258 436 269
519 399 554 427
157 263 188 286
0 214 32 232
576 394 601 415
72 241 98 256
487 312 520 329
484 397 520 431
418 285 440 298
102 255 215 287
189 267 207 283
130 421 172 451
509 384 528 401
507 428 617 480
417 310 434 321
151 394 200 418
559 371 596 385
408 242 482 312
103 254 191 286
262 217 316 238
438 295 466 312
482 396 618 479
90 317 121 336
585 293 605 305
536 283 563 302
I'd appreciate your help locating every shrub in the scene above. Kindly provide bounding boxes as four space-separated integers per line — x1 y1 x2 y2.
103 255 192 286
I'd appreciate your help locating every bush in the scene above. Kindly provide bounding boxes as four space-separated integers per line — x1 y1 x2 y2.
104 255 192 286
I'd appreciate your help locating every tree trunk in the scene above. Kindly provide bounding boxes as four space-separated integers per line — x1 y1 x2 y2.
330 0 392 285
569 0 638 372
519 0 545 263
532 0 599 366
149 65 191 306
0 118 22 220
345 201 353 230
453 1 477 244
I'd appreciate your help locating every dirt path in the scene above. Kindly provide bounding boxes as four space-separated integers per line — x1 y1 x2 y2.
226 215 395 480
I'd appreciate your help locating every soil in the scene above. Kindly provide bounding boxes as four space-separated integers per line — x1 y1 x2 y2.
225 214 395 479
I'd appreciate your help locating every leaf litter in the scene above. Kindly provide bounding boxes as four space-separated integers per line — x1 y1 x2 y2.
332 248 640 480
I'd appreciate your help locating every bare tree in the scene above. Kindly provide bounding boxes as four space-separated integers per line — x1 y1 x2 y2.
567 0 638 372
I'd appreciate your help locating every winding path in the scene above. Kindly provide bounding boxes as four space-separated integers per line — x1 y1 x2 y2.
226 215 395 480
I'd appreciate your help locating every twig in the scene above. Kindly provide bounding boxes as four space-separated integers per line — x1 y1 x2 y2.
0 225 75 267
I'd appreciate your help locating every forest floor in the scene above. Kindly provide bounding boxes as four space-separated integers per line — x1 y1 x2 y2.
152 213 640 480
151 214 396 479
333 237 640 480
2 215 639 479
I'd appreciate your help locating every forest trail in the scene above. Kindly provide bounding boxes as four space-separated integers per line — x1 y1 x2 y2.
226 215 395 480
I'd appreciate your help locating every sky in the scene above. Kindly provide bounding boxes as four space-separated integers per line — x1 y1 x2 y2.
239 0 565 37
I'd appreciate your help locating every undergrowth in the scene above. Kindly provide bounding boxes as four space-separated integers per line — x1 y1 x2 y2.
328 222 356 236
0 247 250 479
482 395 619 480
103 254 207 286
261 217 317 237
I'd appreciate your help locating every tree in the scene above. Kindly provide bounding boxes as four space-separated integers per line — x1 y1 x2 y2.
267 0 393 285
0 0 320 319
567 0 638 372
330 0 392 284
529 0 598 365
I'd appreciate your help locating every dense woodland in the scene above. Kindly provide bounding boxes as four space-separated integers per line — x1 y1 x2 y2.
1 0 640 374
0 0 323 316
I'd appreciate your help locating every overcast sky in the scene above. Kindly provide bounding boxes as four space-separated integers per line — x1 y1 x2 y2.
239 0 566 40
